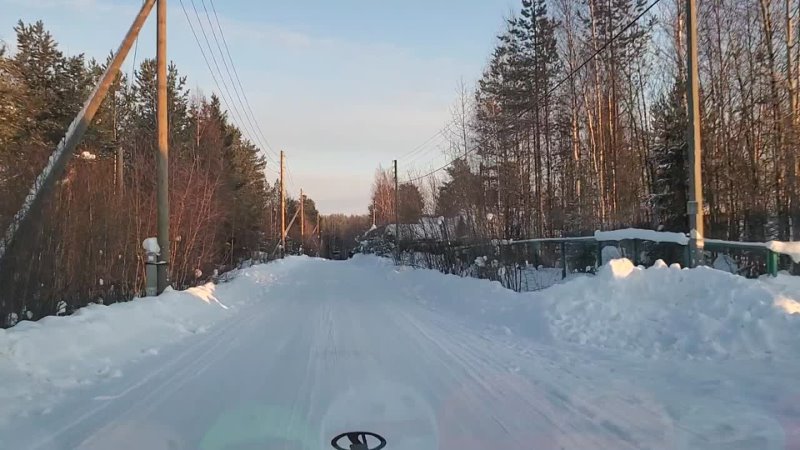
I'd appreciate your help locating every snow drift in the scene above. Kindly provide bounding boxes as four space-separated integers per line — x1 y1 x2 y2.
541 259 800 359
0 257 305 422
385 255 800 361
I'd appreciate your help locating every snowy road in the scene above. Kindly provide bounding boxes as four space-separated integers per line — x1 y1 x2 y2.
1 256 798 449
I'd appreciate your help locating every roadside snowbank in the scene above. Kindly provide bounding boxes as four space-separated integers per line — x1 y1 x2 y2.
541 259 800 359
386 254 800 360
0 258 303 422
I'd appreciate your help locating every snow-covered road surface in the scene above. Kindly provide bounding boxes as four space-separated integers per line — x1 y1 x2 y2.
1 256 798 449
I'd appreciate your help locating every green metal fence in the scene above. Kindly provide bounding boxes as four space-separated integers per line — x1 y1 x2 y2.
389 229 796 292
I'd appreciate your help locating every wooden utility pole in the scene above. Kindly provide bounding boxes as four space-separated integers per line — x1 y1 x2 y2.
0 0 155 265
300 188 305 248
156 0 170 293
280 150 286 257
686 0 704 267
394 159 399 262
317 215 323 257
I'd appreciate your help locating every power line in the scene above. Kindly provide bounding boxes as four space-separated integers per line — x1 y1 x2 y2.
181 0 276 168
178 0 243 130
179 0 281 181
400 0 664 183
207 0 280 161
397 126 449 161
186 0 249 134
200 0 279 163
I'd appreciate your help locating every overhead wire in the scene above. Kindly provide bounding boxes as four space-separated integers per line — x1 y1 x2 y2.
200 0 279 164
207 0 280 161
187 0 272 161
400 0 665 183
178 0 279 176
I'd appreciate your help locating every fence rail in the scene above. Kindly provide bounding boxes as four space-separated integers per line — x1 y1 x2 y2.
366 227 798 292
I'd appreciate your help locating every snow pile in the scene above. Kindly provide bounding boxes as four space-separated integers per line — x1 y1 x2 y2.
767 240 800 263
386 254 800 360
0 258 304 421
542 259 800 360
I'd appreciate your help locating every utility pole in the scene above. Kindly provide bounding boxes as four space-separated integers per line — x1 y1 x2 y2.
394 159 399 262
300 188 305 250
0 0 155 265
156 0 170 293
280 150 286 258
686 0 704 267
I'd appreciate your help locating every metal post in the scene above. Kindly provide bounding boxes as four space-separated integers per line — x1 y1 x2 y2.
155 0 170 294
596 241 604 268
686 0 705 267
560 241 567 280
0 0 156 265
280 150 286 258
767 249 779 277
394 159 400 262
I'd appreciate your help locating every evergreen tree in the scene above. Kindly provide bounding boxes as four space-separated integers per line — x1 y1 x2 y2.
649 80 688 232
398 183 424 223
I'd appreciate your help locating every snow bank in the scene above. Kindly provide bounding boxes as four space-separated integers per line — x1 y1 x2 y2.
595 228 689 245
0 258 304 422
385 254 799 361
542 259 800 360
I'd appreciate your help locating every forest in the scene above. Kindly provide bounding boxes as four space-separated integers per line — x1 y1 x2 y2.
0 21 319 324
369 0 800 245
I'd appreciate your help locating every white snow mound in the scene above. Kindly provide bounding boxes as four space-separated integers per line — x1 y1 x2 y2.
541 259 800 360
0 257 306 421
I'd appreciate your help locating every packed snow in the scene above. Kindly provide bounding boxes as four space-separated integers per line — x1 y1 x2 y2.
0 255 797 449
767 240 800 263
595 228 690 245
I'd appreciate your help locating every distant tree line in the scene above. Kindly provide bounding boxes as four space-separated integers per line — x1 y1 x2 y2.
0 21 316 325
369 0 800 246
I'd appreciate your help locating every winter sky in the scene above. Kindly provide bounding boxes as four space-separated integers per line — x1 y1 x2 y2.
1 0 514 214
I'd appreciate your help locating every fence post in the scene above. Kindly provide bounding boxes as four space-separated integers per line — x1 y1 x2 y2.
766 249 779 277
560 241 567 279
596 241 604 268
683 245 691 269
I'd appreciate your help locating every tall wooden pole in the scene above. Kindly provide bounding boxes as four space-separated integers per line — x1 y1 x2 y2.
394 159 399 262
156 0 170 292
280 150 286 257
0 0 155 265
300 188 305 249
686 0 704 267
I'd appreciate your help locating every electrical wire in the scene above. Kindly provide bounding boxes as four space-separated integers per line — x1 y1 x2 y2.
400 0 665 183
208 0 280 161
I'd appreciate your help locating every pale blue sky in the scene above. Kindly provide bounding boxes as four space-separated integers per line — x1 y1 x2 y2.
1 0 514 213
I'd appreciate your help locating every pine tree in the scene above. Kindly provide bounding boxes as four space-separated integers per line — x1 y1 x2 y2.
649 80 688 232
397 183 424 223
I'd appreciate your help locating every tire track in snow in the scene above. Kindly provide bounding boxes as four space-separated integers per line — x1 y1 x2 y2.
386 295 672 449
27 291 290 450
